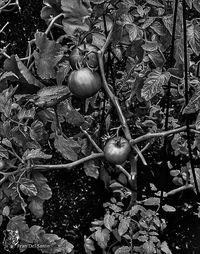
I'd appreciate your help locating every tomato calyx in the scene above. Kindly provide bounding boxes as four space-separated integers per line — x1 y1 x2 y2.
114 137 125 148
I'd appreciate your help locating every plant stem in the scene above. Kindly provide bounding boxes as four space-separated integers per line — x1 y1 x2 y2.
32 153 104 171
116 165 131 181
98 49 147 165
101 25 113 55
0 168 25 185
130 124 195 145
80 126 103 153
0 21 9 33
45 13 65 35
166 184 193 197
0 0 12 10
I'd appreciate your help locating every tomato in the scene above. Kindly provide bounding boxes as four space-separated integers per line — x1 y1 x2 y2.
0 159 5 170
68 68 101 98
69 44 99 69
104 137 131 165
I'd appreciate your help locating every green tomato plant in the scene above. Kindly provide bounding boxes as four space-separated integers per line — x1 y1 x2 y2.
84 197 170 254
0 0 200 253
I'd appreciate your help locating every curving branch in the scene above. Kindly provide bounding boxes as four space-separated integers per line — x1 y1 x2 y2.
116 165 131 181
0 0 12 11
0 168 25 185
45 13 65 35
130 124 195 145
32 152 104 171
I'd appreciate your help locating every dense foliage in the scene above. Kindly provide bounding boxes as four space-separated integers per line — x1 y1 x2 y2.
0 0 200 253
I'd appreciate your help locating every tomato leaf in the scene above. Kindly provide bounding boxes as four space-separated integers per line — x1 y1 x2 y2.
57 100 85 126
54 134 80 161
33 32 62 79
35 85 70 108
128 24 143 41
142 17 156 30
30 120 47 142
162 15 173 35
193 0 200 13
162 204 176 212
142 241 156 254
92 32 106 49
0 71 18 82
41 0 62 23
146 0 164 7
115 246 131 254
15 55 44 88
22 149 52 161
170 169 180 177
118 217 130 236
187 21 200 56
142 40 158 52
143 197 160 206
93 228 110 249
0 144 9 159
19 178 38 197
56 60 71 86
17 107 35 121
84 160 99 179
61 0 91 35
150 20 166 36
7 215 35 243
141 69 170 101
28 197 44 218
84 236 95 254
2 206 10 217
104 213 115 231
161 241 172 254
33 172 52 200
183 85 200 114
148 49 166 68
126 39 144 64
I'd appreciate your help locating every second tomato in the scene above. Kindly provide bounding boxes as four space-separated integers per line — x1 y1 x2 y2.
68 68 101 98
104 137 131 165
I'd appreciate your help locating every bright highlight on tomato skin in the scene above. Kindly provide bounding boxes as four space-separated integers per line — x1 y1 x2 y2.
104 137 131 165
0 159 5 170
68 67 101 98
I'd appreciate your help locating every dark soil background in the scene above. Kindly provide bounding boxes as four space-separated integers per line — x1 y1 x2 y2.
0 1 200 254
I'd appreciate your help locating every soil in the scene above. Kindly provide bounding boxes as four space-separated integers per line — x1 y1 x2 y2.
1 1 200 254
